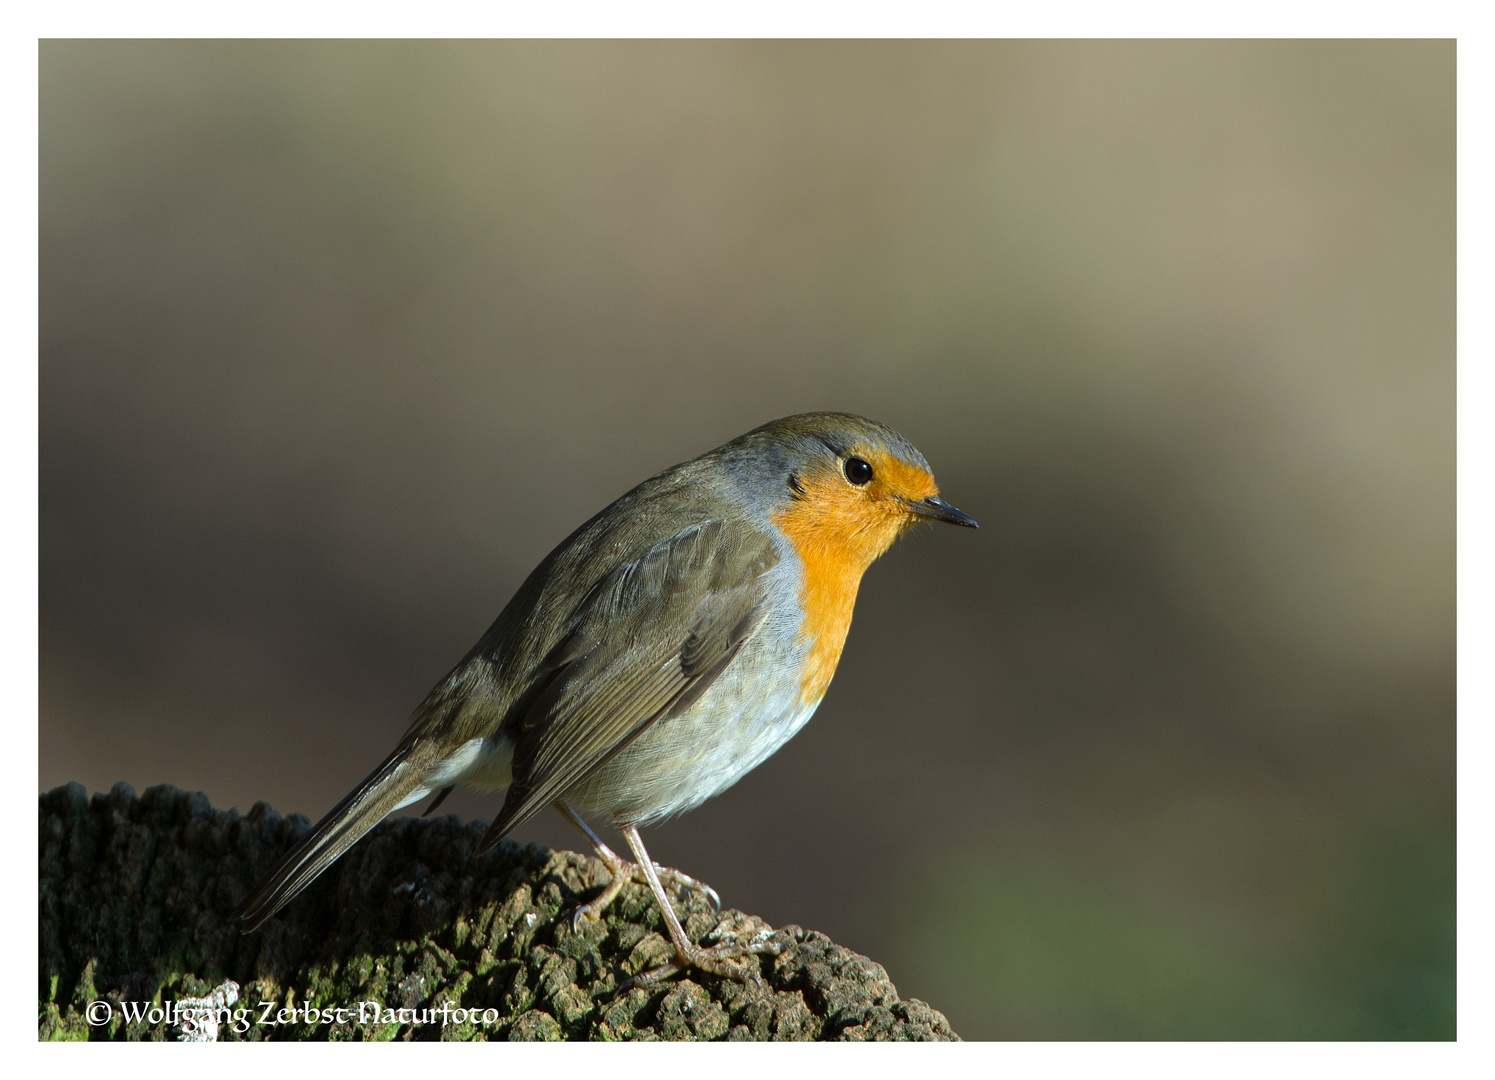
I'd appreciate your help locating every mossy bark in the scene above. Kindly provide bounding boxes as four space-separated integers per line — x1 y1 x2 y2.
39 782 958 1041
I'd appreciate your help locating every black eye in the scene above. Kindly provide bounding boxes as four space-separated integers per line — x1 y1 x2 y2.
843 457 873 486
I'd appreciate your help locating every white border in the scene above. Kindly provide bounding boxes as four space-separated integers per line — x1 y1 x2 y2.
12 7 1486 1073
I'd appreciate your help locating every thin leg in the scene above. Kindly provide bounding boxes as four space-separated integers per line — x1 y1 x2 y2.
556 800 625 864
555 801 633 927
621 823 781 984
553 801 719 930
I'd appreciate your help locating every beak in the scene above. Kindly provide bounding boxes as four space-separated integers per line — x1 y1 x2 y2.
903 495 979 529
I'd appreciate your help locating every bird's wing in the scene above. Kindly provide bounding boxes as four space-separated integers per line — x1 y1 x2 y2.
476 518 779 850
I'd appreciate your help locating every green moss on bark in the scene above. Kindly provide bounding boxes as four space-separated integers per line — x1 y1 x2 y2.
39 782 958 1042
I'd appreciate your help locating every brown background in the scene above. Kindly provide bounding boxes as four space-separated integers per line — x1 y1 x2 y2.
40 40 1454 1038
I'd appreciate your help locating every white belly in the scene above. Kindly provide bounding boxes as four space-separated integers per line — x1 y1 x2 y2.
566 691 822 827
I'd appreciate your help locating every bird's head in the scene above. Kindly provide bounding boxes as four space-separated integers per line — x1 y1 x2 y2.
727 412 977 574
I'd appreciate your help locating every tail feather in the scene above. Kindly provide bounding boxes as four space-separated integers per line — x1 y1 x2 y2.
235 748 428 932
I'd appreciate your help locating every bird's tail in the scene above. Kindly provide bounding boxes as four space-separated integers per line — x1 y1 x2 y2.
235 746 430 932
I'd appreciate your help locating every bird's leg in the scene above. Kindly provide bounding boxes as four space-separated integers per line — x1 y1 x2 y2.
620 823 781 984
554 802 718 929
556 802 634 927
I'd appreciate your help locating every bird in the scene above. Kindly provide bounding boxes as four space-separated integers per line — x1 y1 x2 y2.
235 412 977 981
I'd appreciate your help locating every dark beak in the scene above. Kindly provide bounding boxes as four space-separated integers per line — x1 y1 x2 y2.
904 495 979 528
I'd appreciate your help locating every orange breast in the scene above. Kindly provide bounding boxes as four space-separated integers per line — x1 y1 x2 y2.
770 462 931 703
772 513 865 704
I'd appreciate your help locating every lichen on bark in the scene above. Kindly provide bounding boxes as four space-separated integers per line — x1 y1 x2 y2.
39 782 958 1041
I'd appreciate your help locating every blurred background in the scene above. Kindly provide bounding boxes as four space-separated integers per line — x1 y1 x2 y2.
39 40 1453 1039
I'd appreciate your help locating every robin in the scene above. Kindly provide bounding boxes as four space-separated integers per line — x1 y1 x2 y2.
236 412 976 980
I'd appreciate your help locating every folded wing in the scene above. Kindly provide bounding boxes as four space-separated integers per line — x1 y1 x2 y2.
476 518 778 851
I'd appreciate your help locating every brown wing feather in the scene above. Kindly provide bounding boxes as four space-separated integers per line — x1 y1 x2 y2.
475 520 776 851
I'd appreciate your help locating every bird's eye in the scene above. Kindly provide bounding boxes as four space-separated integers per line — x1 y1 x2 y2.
843 457 873 486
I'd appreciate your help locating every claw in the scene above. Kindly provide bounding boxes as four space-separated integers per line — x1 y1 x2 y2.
666 873 718 910
626 961 683 989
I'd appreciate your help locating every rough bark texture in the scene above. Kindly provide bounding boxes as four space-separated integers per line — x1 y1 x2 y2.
39 782 958 1042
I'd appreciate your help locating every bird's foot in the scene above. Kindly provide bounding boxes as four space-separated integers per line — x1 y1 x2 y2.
631 928 783 987
573 858 720 930
610 823 776 987
652 864 722 910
